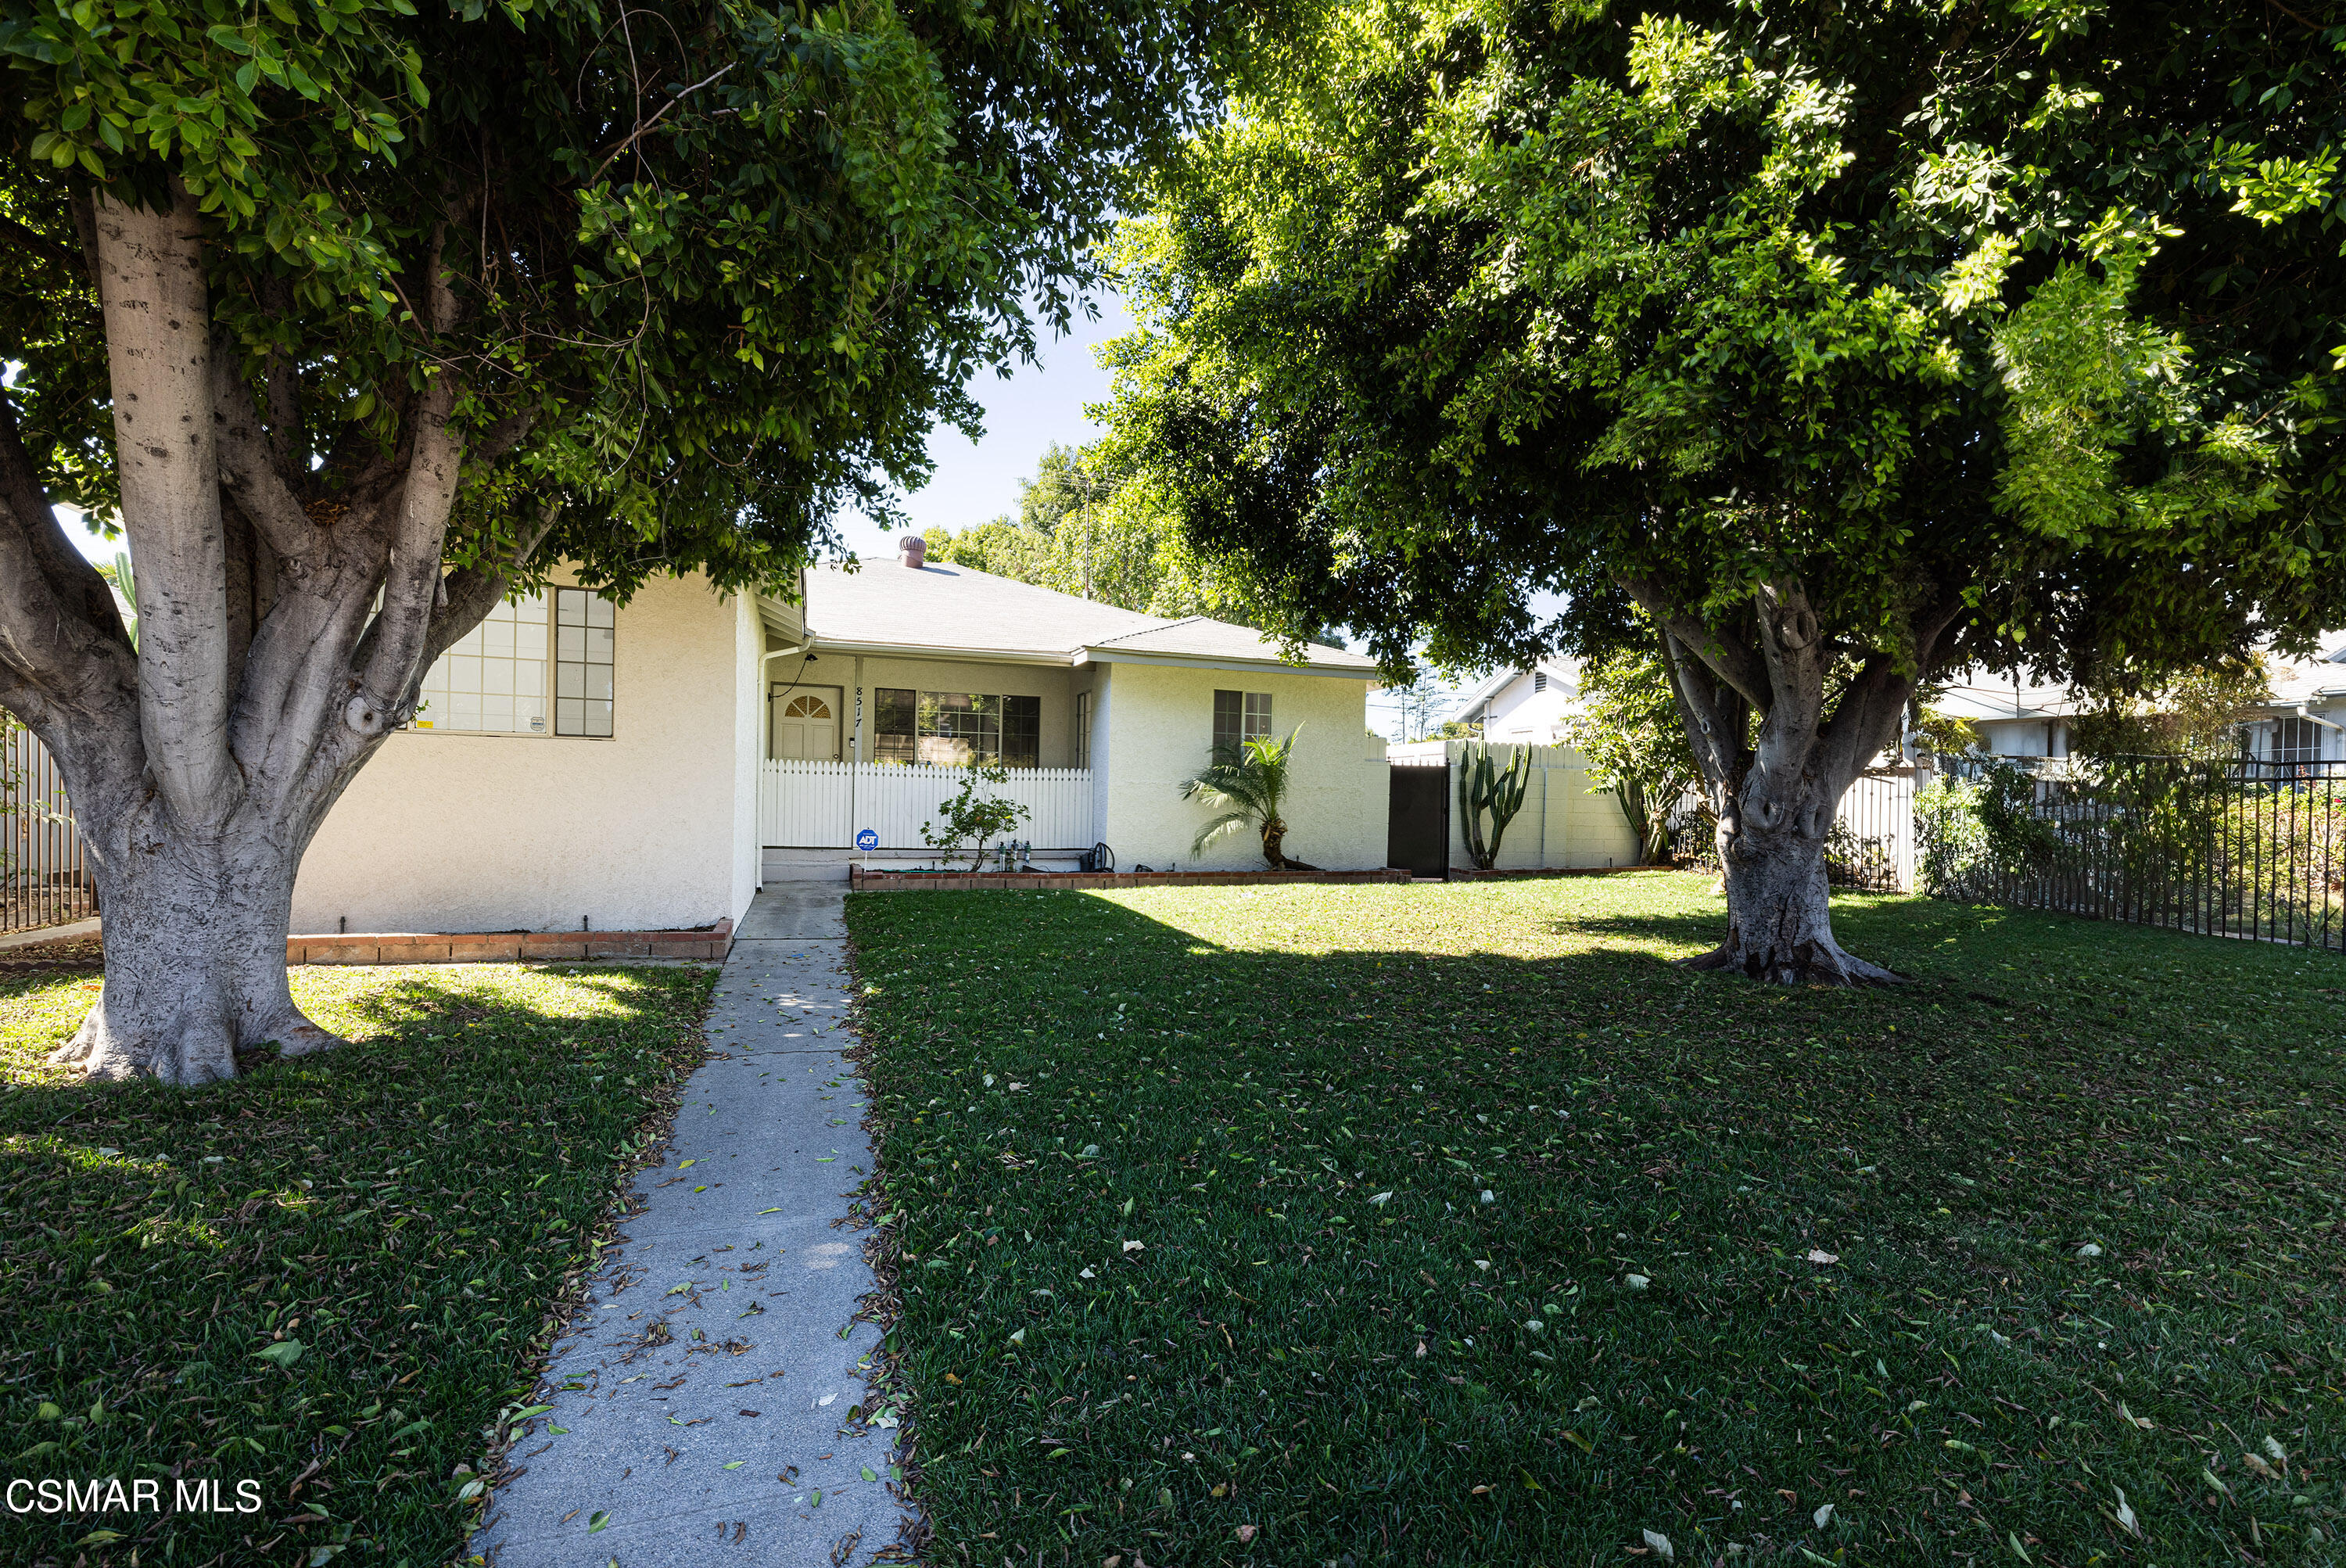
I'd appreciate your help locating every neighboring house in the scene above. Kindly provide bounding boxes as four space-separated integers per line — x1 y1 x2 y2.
2245 641 2346 764
1446 658 1586 743
1927 676 2082 760
1928 637 2346 766
290 536 1386 934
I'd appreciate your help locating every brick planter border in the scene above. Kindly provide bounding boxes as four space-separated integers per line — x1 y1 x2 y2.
1444 865 1652 881
286 919 733 965
848 867 1411 893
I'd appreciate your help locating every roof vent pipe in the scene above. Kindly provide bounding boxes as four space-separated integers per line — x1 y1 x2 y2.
898 535 926 569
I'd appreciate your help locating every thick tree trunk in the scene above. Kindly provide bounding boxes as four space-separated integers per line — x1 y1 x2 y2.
48 818 339 1084
1684 815 1903 985
1626 572 1958 987
0 188 543 1085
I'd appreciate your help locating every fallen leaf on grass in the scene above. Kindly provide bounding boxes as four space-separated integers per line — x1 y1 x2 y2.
1641 1528 1674 1561
1805 1250 1838 1265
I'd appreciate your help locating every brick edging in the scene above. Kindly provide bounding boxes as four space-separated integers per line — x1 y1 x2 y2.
1445 865 1652 880
287 919 734 965
847 867 1411 892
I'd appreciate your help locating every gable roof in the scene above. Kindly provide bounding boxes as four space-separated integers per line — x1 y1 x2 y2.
789 561 1376 676
1448 658 1583 719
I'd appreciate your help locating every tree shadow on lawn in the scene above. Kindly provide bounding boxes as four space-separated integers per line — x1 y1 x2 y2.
849 885 2344 1568
0 962 712 1568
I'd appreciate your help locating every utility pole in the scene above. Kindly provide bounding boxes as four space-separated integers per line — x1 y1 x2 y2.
1079 462 1095 601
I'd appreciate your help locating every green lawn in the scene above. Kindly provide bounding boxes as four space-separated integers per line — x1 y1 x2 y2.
0 960 715 1568
848 873 2346 1568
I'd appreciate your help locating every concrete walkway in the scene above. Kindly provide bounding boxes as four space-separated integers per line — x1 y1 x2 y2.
472 884 912 1567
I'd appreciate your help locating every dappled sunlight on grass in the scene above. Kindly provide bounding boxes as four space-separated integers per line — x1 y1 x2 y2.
0 960 714 1567
851 877 2344 1566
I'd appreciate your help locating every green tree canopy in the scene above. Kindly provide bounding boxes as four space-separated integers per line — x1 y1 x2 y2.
924 441 1288 623
0 0 1274 1081
1562 643 1705 865
1101 0 2346 981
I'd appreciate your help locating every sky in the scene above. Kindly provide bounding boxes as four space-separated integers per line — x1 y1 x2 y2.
836 292 1136 561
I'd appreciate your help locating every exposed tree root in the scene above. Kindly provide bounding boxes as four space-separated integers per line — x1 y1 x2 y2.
1677 936 1910 987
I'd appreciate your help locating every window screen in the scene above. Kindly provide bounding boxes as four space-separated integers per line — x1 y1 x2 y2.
1003 694 1041 769
554 587 615 737
1213 690 1272 753
2274 716 2320 764
873 687 917 765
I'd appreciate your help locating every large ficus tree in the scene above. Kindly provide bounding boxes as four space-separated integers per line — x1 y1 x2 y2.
0 0 1263 1082
1102 0 2346 982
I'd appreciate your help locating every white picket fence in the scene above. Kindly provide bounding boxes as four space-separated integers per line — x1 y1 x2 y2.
760 761 1094 852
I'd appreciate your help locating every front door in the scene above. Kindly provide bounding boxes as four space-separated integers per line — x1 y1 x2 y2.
771 687 842 761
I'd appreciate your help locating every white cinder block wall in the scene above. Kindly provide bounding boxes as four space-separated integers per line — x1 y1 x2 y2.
1093 660 1386 872
1444 744 1641 870
292 571 752 935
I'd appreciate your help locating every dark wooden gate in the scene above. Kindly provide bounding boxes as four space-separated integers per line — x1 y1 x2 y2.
1386 762 1450 879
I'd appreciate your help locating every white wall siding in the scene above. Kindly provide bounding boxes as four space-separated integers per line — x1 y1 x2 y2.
762 762 1095 853
295 569 748 933
1095 661 1388 872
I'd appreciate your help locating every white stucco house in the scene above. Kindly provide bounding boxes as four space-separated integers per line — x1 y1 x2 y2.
1446 658 1587 744
289 537 1387 936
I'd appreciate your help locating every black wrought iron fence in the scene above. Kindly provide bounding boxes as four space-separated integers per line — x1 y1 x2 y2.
1918 755 2344 953
2 720 95 935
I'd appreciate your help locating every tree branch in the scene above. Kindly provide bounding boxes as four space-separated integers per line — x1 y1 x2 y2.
468 409 538 463
0 393 138 741
348 376 463 734
427 497 562 666
210 339 326 562
95 182 240 827
0 213 87 282
588 63 737 185
1657 627 1751 815
260 276 307 483
1617 571 1772 712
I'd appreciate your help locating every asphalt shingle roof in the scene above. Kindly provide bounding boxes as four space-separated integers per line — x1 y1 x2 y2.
797 562 1375 673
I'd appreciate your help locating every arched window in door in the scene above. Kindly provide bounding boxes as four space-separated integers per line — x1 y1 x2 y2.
770 689 841 760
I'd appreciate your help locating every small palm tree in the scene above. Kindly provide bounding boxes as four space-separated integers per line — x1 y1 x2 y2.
1179 726 1318 870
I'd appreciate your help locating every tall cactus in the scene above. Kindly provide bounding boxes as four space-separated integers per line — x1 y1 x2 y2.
1458 743 1530 870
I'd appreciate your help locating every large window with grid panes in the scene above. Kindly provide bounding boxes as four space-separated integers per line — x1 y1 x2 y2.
411 586 615 737
870 689 1042 766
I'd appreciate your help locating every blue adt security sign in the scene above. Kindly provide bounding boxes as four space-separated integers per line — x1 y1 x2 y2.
855 828 879 852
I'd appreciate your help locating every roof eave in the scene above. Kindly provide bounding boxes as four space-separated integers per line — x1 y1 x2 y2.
1074 646 1379 681
807 637 1078 667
